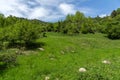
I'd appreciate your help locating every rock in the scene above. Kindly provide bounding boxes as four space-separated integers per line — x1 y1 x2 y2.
79 68 87 72
102 60 111 64
38 48 44 51
45 76 50 80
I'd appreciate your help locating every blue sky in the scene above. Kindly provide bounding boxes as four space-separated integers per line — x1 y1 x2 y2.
0 0 120 22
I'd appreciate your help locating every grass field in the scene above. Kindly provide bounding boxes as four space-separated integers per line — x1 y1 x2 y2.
0 32 120 80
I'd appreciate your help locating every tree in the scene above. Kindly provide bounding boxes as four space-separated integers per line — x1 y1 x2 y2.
46 23 54 32
116 8 120 15
107 25 120 39
111 10 117 18
0 13 5 27
106 21 120 39
0 18 43 49
60 11 86 34
14 21 41 46
74 11 85 23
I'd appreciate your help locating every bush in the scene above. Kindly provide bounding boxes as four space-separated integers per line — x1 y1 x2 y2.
0 20 42 49
0 53 17 69
107 25 120 39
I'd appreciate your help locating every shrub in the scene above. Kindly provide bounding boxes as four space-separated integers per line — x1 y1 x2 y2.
0 20 42 49
107 24 120 39
0 53 17 69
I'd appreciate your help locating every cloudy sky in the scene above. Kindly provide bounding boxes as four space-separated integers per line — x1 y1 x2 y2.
0 0 120 22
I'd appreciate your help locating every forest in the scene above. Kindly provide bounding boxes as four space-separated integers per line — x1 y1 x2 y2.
0 8 120 80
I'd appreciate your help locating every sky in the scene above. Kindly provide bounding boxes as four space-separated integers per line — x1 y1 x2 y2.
0 0 120 22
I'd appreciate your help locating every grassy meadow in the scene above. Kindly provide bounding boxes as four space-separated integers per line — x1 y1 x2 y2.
0 32 120 80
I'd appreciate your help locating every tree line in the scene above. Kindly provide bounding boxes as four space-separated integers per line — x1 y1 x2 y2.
0 8 120 50
45 8 120 39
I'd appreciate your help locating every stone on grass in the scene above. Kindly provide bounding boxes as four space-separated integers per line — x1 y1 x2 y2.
79 68 87 72
45 76 50 80
38 48 44 51
102 60 111 64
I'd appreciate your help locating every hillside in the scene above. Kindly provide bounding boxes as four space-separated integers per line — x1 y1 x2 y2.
0 33 120 80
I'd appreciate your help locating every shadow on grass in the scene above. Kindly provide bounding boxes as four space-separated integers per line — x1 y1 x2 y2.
0 53 18 75
0 64 19 76
0 64 7 75
0 42 46 75
25 42 46 50
104 35 120 40
8 42 46 50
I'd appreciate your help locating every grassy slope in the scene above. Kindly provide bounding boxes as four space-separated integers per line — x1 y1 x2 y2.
0 33 120 80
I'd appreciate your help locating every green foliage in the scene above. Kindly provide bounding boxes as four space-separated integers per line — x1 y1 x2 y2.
104 10 120 39
46 23 54 32
0 53 17 70
53 11 98 35
0 15 45 49
47 8 120 37
107 22 120 39
111 8 120 18
35 8 120 37
0 13 5 27
111 10 117 18
81 17 96 34
54 11 85 35
116 8 120 15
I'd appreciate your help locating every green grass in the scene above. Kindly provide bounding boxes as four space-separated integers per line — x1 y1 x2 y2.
0 32 120 80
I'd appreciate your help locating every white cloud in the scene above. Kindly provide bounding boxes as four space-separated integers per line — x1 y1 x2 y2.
0 0 16 15
99 14 107 18
59 3 76 15
0 0 93 22
0 0 29 17
29 7 50 19
27 1 37 6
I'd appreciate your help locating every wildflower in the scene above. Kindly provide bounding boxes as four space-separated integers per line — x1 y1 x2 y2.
102 60 111 64
79 68 87 72
45 76 50 80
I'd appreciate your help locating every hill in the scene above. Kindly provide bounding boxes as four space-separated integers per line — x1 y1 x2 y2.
0 32 120 80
